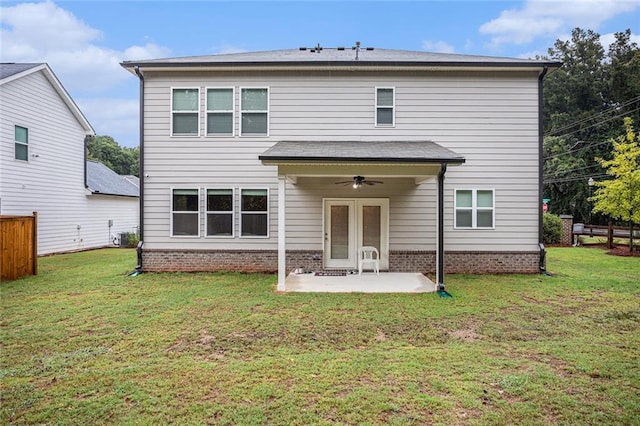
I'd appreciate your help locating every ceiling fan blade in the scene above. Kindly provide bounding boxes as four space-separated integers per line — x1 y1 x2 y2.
334 180 353 185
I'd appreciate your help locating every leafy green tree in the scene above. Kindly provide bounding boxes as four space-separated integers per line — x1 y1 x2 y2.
87 135 139 177
592 117 640 251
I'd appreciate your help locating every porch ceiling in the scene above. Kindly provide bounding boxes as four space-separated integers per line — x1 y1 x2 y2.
259 140 465 183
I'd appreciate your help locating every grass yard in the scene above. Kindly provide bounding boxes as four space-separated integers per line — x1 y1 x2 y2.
1 248 639 425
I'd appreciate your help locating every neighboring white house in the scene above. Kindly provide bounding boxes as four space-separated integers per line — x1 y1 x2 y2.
0 63 139 255
121 46 561 289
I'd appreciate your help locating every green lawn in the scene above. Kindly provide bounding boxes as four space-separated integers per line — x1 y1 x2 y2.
1 248 638 425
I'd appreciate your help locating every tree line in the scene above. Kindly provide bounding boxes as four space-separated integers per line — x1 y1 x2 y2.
87 135 139 177
542 28 639 224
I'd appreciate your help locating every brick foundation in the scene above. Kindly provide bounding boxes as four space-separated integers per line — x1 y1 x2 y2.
142 249 540 274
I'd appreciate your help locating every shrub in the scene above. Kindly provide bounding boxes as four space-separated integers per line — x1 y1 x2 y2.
121 232 139 248
543 213 563 244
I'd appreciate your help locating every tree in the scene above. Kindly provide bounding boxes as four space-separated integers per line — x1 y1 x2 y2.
591 117 640 251
87 135 139 177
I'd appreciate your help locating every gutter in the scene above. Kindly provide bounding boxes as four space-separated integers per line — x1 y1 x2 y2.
134 65 144 271
83 134 92 190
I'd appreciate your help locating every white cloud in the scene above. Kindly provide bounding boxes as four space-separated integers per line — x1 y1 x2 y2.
480 0 640 47
421 40 456 54
76 97 140 147
0 1 170 93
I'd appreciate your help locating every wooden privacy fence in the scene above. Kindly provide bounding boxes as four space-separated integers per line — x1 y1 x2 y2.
1 213 38 281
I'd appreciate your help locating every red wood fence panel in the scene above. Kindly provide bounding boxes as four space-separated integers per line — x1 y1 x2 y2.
1 213 38 281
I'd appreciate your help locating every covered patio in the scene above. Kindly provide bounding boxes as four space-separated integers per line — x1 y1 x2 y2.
284 271 436 293
259 140 465 293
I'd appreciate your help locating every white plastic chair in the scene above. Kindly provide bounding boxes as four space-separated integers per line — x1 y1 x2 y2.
358 246 380 275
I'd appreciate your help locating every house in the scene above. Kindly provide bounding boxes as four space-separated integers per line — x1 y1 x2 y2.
0 63 139 255
121 45 561 290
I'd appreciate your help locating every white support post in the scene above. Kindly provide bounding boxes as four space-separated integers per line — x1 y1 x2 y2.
277 176 286 291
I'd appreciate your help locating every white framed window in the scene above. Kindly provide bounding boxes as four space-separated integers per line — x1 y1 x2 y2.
240 188 269 237
171 88 200 136
240 87 269 136
206 188 234 237
375 87 395 127
454 189 495 229
206 88 234 136
15 125 28 161
171 188 200 237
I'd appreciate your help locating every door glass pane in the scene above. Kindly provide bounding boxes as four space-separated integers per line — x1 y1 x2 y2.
362 205 381 250
331 205 349 260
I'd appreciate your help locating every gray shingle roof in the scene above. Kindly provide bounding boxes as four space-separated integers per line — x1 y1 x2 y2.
0 63 43 80
122 47 560 70
259 141 465 164
86 161 139 197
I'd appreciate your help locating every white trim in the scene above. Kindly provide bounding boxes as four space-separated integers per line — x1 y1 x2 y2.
239 187 270 238
453 188 495 229
205 87 235 137
204 187 235 238
375 86 395 127
169 187 201 237
239 87 269 137
170 87 201 137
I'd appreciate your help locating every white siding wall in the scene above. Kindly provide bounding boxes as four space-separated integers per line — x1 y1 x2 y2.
141 70 540 252
0 70 138 254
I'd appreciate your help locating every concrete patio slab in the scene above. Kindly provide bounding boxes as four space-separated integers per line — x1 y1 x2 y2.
283 272 436 293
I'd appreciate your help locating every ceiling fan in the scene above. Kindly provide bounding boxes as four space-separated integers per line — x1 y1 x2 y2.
335 176 384 189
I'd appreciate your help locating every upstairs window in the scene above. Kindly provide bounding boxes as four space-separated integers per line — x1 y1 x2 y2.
240 88 268 136
206 88 234 136
455 189 495 229
15 125 28 161
240 189 268 237
206 189 234 237
375 87 395 127
172 88 199 136
171 188 200 236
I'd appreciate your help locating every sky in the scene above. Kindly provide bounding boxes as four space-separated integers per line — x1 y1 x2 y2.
1 0 639 147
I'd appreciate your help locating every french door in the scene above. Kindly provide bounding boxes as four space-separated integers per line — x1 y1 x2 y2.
323 199 389 269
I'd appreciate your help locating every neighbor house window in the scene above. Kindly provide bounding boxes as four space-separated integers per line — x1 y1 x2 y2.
206 189 234 237
240 189 268 237
172 88 199 136
206 88 234 136
172 188 200 236
240 88 268 136
15 125 28 161
375 87 394 127
455 189 495 229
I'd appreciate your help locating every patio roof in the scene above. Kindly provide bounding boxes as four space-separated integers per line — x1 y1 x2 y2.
259 141 465 165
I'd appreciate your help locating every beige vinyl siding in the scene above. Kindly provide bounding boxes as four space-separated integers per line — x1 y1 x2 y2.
141 70 540 252
0 70 138 254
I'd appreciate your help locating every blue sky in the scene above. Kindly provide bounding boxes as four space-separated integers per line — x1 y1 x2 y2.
2 0 639 147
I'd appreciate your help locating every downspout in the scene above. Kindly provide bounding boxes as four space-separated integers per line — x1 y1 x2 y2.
83 134 93 190
437 162 447 291
538 66 549 273
134 65 145 271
